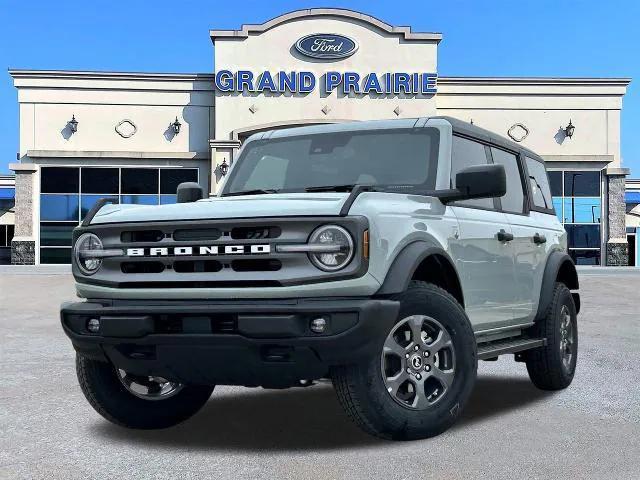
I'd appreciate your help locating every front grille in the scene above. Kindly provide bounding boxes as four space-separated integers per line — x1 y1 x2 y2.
231 226 281 239
79 216 367 289
121 230 164 243
231 259 281 272
173 260 223 273
173 228 221 241
121 261 165 274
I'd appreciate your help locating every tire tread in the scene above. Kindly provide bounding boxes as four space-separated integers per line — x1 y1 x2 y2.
526 282 577 390
76 354 213 429
332 281 476 440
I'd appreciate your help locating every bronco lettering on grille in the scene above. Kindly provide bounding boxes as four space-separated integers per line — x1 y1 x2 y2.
126 245 270 257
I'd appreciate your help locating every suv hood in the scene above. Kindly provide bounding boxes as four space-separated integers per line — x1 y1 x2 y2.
90 193 350 225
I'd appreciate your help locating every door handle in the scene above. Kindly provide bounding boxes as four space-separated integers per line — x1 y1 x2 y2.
497 229 514 242
533 233 547 244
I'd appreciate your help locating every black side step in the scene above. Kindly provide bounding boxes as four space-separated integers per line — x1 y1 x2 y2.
477 338 546 360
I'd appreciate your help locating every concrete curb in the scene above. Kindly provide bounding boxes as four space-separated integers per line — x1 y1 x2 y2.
0 265 71 275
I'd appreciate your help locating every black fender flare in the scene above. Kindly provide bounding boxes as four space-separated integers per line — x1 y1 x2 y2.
376 241 463 303
536 250 580 320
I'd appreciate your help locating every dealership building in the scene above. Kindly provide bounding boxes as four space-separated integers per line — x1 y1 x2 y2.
6 8 633 265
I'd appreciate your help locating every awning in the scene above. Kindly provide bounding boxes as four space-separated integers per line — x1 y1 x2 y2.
626 192 640 203
627 205 640 228
0 209 14 225
0 188 15 200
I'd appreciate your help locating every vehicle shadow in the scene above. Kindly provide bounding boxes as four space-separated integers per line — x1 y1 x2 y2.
92 376 551 452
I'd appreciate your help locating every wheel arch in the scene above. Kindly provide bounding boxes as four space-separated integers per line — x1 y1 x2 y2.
376 242 465 307
536 250 580 320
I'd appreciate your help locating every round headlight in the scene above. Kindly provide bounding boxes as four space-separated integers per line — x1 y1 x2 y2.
308 225 354 272
73 233 103 275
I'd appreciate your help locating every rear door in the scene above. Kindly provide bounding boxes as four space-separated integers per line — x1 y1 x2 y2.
522 156 565 315
448 135 518 330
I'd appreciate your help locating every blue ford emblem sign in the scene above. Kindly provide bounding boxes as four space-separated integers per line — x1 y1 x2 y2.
295 33 358 60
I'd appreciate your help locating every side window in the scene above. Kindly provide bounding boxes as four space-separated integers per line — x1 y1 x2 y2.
490 147 525 214
526 157 553 210
450 136 493 209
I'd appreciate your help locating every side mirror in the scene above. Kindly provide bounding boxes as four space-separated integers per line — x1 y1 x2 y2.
438 164 506 204
176 182 205 203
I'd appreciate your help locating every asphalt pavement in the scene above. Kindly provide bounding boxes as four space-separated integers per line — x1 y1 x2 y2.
0 270 638 479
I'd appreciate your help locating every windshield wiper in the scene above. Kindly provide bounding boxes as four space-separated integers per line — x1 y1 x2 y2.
305 184 361 192
223 189 279 197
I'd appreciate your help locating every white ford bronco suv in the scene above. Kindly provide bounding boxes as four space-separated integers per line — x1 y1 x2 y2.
61 117 579 440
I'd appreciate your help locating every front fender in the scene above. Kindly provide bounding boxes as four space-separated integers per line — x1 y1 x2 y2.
376 241 460 297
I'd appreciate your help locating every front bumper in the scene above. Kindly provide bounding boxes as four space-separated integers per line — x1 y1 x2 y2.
61 297 399 388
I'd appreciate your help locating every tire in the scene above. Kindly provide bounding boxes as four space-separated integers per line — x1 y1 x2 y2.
332 281 477 440
525 282 578 390
76 354 214 429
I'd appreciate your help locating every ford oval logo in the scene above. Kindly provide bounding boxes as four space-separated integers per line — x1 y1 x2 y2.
294 33 358 60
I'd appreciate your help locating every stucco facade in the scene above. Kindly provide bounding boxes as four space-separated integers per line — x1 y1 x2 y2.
8 8 631 265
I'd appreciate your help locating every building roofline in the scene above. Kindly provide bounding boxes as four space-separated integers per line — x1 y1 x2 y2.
439 76 631 86
209 8 442 43
8 70 630 87
8 69 215 82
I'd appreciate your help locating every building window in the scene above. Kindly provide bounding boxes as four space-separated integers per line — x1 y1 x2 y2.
548 171 562 197
81 167 119 194
549 170 602 265
122 168 159 194
39 166 198 264
41 167 79 193
0 224 14 265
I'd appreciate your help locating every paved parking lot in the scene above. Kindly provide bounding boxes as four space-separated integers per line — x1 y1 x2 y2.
1 270 639 479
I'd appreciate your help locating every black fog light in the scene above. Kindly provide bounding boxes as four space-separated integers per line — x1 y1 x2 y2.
87 318 100 333
310 317 327 334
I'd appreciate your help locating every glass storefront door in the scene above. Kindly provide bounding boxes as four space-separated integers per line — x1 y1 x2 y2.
548 170 602 265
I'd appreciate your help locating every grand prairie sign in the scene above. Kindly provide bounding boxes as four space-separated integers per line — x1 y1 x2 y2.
213 70 437 95
213 31 437 96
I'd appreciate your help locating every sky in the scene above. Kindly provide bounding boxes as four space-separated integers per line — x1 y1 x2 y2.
0 0 638 175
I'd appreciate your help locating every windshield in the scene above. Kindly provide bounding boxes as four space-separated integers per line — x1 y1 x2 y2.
222 127 440 195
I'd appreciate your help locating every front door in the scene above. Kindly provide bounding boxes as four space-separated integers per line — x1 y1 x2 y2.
450 207 518 329
448 135 518 331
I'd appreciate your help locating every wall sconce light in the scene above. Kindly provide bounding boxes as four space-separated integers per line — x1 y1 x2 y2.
67 115 78 133
564 120 575 139
170 117 182 135
220 159 229 176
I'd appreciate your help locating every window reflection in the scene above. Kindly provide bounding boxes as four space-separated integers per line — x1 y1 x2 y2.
562 197 601 223
121 195 159 205
40 194 80 221
564 171 600 197
565 225 601 249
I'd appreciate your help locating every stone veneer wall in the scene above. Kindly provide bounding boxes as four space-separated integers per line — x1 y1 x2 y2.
11 169 35 265
606 174 628 266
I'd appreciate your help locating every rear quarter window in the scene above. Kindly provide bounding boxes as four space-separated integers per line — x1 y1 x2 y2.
526 157 553 211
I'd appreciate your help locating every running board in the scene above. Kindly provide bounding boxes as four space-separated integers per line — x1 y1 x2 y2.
477 338 546 360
